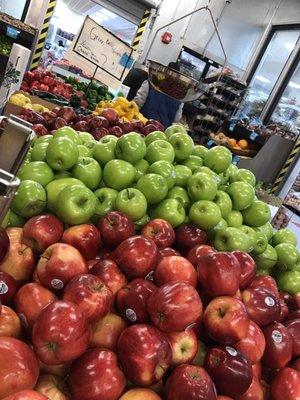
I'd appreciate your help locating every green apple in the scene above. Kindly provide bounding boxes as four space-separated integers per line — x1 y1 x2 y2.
181 155 203 172
239 225 256 249
192 145 208 159
193 166 220 185
213 190 232 218
103 159 136 190
11 180 47 218
251 231 268 255
275 243 299 270
226 181 255 211
134 214 150 232
30 142 49 162
133 159 150 182
18 161 54 187
253 222 274 242
145 140 175 164
230 168 256 186
78 132 95 144
77 144 93 158
213 226 250 252
53 126 82 145
189 200 222 230
241 200 271 227
277 270 300 295
71 157 102 190
174 165 192 188
168 132 194 161
206 218 228 241
6 209 26 227
252 243 278 270
92 187 118 223
136 173 168 204
225 210 243 227
54 171 72 179
167 186 190 211
84 140 97 152
46 137 79 171
45 177 85 212
33 134 53 147
55 184 96 225
147 160 176 189
204 146 232 173
187 171 218 201
164 124 187 138
93 135 118 167
145 130 167 146
114 132 146 164
115 188 147 221
151 198 186 228
272 228 297 246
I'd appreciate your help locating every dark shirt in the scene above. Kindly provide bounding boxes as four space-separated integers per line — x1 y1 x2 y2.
123 68 148 100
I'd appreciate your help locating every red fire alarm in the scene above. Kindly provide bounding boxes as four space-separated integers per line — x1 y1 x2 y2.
161 32 172 44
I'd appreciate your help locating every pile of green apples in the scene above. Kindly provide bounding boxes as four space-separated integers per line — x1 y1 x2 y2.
7 124 300 294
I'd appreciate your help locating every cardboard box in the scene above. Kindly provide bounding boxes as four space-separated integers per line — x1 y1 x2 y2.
2 91 57 117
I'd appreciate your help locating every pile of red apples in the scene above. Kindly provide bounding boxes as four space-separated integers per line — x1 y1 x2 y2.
0 213 299 400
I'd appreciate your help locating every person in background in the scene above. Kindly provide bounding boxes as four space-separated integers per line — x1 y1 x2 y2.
122 64 148 101
133 61 184 129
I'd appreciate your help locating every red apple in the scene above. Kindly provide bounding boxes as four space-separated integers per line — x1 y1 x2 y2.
73 121 90 132
261 321 293 369
91 127 109 140
38 359 71 379
270 367 300 400
141 124 160 135
278 298 290 322
32 124 49 137
90 258 127 295
98 211 135 250
0 227 9 262
287 309 300 321
62 223 101 260
0 337 40 398
251 362 262 379
57 106 76 123
290 357 300 371
141 218 175 248
166 364 217 400
119 388 161 399
242 287 281 326
233 320 266 364
116 278 157 324
204 345 253 398
147 281 203 333
197 251 241 297
167 329 198 367
68 348 126 400
236 376 265 400
157 247 181 262
0 305 22 338
293 292 300 309
146 119 165 131
36 243 88 292
63 273 114 322
284 318 300 356
186 244 215 267
109 125 123 137
89 116 110 130
153 255 197 287
101 108 119 125
280 291 297 311
89 312 128 351
32 300 90 365
117 324 172 386
131 120 144 133
49 117 67 130
116 120 134 134
6 227 23 243
0 271 17 305
231 250 256 290
112 235 159 280
2 390 48 400
34 374 70 400
175 223 208 256
41 110 57 122
249 275 279 298
203 295 250 344
22 214 64 254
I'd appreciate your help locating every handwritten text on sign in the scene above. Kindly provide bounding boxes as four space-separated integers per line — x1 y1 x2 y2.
73 16 133 80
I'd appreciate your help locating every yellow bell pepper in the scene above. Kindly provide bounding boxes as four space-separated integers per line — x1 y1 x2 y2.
115 97 129 107
114 105 126 117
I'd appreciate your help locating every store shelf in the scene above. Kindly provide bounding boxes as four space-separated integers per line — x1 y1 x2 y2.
0 20 36 49
222 120 266 145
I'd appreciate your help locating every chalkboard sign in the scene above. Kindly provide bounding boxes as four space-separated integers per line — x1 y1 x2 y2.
73 16 134 81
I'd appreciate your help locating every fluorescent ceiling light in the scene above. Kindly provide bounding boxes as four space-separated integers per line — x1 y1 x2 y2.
289 81 300 89
256 75 271 83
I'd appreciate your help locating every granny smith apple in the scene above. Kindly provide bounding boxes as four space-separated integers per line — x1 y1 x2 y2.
84 140 97 152
136 173 168 204
181 155 203 172
54 171 72 179
225 164 238 182
55 184 96 225
46 136 79 171
6 209 26 227
239 225 256 250
71 157 102 190
213 226 250 252
147 160 176 189
226 181 255 211
45 177 85 212
103 159 136 190
187 171 218 201
204 146 232 173
92 187 118 222
53 126 82 145
193 166 220 185
18 161 54 187
230 168 256 186
11 180 47 218
30 142 49 162
277 270 300 295
168 132 194 161
250 230 268 255
166 186 190 211
115 187 147 221
241 200 271 227
164 124 187 138
189 200 222 230
133 159 150 182
33 134 53 147
134 214 151 232
213 190 232 218
272 228 297 246
206 218 228 241
192 144 208 159
93 135 118 167
274 243 299 270
145 139 175 164
174 165 192 188
78 132 95 144
151 198 186 228
114 132 146 164
225 210 243 227
252 243 278 270
77 145 93 158
145 130 167 146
